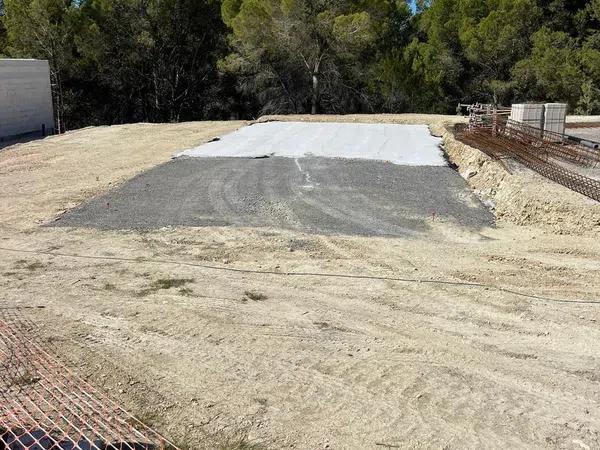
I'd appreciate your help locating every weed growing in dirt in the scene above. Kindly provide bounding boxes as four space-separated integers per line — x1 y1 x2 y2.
26 262 47 271
313 321 348 332
179 287 193 296
243 290 268 301
154 278 194 289
130 410 159 429
12 370 40 387
13 260 48 271
254 397 268 406
150 429 266 450
137 277 195 297
135 271 152 278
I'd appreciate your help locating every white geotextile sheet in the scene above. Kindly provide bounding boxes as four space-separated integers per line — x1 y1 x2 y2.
175 121 446 166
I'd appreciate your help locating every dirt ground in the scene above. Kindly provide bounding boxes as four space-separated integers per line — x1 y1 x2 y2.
1 115 600 449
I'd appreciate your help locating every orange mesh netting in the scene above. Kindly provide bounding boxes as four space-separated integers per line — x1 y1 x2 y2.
0 309 178 450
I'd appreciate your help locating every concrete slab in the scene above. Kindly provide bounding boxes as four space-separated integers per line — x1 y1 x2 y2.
50 157 494 236
176 122 446 166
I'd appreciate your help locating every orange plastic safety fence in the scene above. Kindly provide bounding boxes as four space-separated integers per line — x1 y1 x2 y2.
0 310 178 450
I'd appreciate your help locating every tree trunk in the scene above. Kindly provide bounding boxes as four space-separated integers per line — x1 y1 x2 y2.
311 72 319 115
57 72 65 132
50 70 63 134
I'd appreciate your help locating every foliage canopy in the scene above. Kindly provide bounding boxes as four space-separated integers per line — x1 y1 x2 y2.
0 0 599 128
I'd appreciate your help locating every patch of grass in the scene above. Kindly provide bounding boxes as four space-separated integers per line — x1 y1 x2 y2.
131 410 159 428
314 321 331 330
26 262 47 271
12 370 40 387
154 278 194 290
136 277 195 297
313 321 348 332
164 429 267 450
178 287 193 296
13 260 48 271
243 290 268 302
136 288 153 297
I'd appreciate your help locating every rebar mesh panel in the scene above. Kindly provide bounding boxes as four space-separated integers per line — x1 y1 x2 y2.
455 121 600 202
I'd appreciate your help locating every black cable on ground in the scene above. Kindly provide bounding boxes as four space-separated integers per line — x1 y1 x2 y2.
0 246 598 305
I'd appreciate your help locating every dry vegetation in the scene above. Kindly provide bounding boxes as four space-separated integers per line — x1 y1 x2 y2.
1 115 599 449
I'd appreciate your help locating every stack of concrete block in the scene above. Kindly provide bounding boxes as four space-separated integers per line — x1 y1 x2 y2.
509 103 568 137
0 59 54 141
543 103 568 135
509 103 545 129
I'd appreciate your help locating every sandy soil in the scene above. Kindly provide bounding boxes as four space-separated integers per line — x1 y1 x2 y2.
0 121 246 231
1 115 600 450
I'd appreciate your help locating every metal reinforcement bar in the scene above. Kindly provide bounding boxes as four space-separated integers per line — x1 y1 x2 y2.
516 150 600 202
455 124 600 202
505 119 600 168
492 127 600 201
0 310 179 450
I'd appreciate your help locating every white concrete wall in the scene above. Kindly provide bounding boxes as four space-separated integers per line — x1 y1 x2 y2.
0 59 55 139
